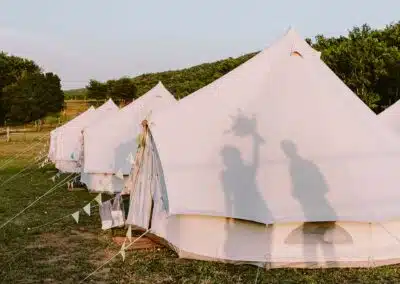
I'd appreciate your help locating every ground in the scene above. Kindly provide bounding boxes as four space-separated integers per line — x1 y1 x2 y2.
1 133 400 283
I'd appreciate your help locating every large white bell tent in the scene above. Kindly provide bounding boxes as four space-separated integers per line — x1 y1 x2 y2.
124 28 400 268
81 82 177 193
49 99 119 173
377 100 400 133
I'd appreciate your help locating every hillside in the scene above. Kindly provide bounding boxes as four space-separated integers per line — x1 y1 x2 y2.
63 52 258 99
64 22 400 114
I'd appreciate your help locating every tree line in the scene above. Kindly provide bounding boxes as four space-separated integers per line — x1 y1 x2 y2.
1 21 399 125
85 22 399 113
0 53 64 125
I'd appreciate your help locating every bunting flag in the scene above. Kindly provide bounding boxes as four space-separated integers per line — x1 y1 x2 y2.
120 240 126 261
71 211 80 223
126 152 135 164
115 169 124 180
83 203 91 216
51 176 56 183
126 225 132 242
94 193 102 205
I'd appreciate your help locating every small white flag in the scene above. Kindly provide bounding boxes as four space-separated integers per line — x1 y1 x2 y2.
83 203 91 216
126 225 132 242
71 211 80 223
120 248 126 261
94 193 102 205
115 169 124 180
120 241 126 261
126 152 135 164
51 176 56 182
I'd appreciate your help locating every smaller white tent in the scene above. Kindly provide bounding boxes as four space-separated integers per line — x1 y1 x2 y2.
378 100 400 133
48 106 95 163
51 99 119 173
81 82 177 193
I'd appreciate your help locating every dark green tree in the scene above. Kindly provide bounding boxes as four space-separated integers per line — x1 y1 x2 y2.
2 71 64 123
107 77 137 102
86 79 108 100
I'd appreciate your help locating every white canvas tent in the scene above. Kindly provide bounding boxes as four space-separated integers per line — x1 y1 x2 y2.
378 100 400 133
50 99 119 173
125 28 400 268
48 106 95 163
81 82 177 193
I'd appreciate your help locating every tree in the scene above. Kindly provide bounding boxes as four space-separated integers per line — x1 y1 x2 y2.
0 52 41 124
310 23 400 112
86 79 108 100
107 77 137 102
2 71 64 124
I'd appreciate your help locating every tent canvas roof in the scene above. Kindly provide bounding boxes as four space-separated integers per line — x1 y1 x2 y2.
48 106 96 161
150 29 400 225
83 82 177 175
53 99 119 162
378 100 400 133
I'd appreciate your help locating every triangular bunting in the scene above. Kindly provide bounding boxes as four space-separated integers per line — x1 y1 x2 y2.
126 152 135 164
94 193 102 205
126 225 132 242
71 211 80 223
83 203 91 216
115 169 124 180
120 240 126 261
51 176 56 182
120 247 126 261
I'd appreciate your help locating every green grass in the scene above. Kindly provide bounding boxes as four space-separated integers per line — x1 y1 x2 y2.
1 137 400 283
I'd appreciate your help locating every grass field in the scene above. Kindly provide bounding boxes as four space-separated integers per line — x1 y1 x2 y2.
1 135 400 283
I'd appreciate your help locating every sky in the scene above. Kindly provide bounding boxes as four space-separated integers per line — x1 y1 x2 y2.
1 0 399 90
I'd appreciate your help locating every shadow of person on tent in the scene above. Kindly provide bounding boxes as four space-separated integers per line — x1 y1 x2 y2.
221 110 273 264
281 140 349 267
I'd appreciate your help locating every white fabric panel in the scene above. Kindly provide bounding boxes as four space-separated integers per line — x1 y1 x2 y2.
378 100 400 133
48 106 95 162
152 215 400 267
55 99 118 162
54 99 119 172
80 173 127 193
126 133 155 228
150 29 400 224
83 82 177 175
55 160 81 173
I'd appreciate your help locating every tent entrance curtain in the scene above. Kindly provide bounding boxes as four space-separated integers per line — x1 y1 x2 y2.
126 121 155 229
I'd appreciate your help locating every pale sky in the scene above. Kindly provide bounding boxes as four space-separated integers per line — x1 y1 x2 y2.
1 0 399 90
